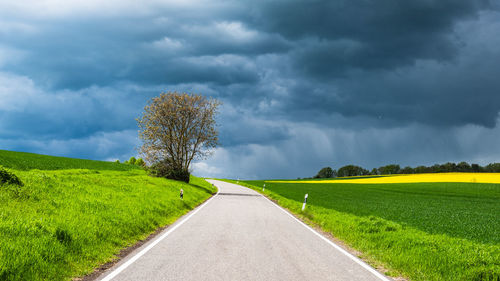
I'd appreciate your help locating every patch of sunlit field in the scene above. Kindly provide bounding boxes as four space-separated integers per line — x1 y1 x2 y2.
271 172 500 184
0 151 217 281
231 177 500 281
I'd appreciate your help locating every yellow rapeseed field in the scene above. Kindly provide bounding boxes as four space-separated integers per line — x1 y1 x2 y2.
271 173 500 184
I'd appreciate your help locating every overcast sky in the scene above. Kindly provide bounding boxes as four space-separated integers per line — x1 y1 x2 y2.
2 0 500 179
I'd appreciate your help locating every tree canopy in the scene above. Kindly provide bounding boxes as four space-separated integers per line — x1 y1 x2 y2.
137 92 220 182
314 167 336 178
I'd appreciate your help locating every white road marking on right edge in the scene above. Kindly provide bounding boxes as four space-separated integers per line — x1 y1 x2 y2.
256 187 391 281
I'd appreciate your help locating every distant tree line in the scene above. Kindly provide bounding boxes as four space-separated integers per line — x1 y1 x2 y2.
115 156 145 167
313 162 500 178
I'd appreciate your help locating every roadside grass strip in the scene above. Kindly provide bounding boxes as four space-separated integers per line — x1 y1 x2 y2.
100 181 219 281
231 179 500 281
0 167 216 281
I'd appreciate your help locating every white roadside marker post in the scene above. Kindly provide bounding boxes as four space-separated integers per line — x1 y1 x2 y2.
302 193 308 211
263 183 265 191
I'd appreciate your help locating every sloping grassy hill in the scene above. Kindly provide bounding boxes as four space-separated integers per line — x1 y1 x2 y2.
234 178 500 281
0 150 137 171
0 150 216 281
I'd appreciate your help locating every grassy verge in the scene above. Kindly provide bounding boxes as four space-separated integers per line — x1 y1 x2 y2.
0 165 216 280
224 179 500 281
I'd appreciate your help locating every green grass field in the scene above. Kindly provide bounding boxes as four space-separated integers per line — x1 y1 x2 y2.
238 179 500 281
0 150 138 171
0 151 216 281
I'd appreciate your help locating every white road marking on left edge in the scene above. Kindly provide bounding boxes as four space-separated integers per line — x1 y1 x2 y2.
100 185 219 281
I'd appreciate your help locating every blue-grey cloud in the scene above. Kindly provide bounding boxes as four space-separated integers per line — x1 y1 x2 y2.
1 0 500 178
194 119 500 179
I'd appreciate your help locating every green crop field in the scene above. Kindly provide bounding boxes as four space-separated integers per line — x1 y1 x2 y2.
0 150 138 171
236 179 500 281
0 151 216 281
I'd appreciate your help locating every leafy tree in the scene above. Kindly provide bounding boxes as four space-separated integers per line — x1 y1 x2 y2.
337 165 369 177
127 157 136 165
484 163 500 172
137 92 220 182
430 164 441 173
400 166 414 174
457 161 471 172
314 167 335 178
123 157 145 167
414 166 429 173
135 158 145 167
471 163 482 172
377 164 400 175
439 162 457 172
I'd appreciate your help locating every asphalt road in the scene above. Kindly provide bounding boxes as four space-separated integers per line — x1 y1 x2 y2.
98 180 390 281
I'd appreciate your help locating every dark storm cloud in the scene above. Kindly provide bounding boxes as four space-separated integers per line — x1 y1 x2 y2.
0 77 148 139
253 0 488 39
196 120 500 179
0 130 138 162
228 0 500 130
2 0 500 177
274 8 500 129
2 11 289 90
251 0 490 72
217 113 292 147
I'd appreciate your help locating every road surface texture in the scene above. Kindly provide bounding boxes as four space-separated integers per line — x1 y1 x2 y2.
98 180 390 281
